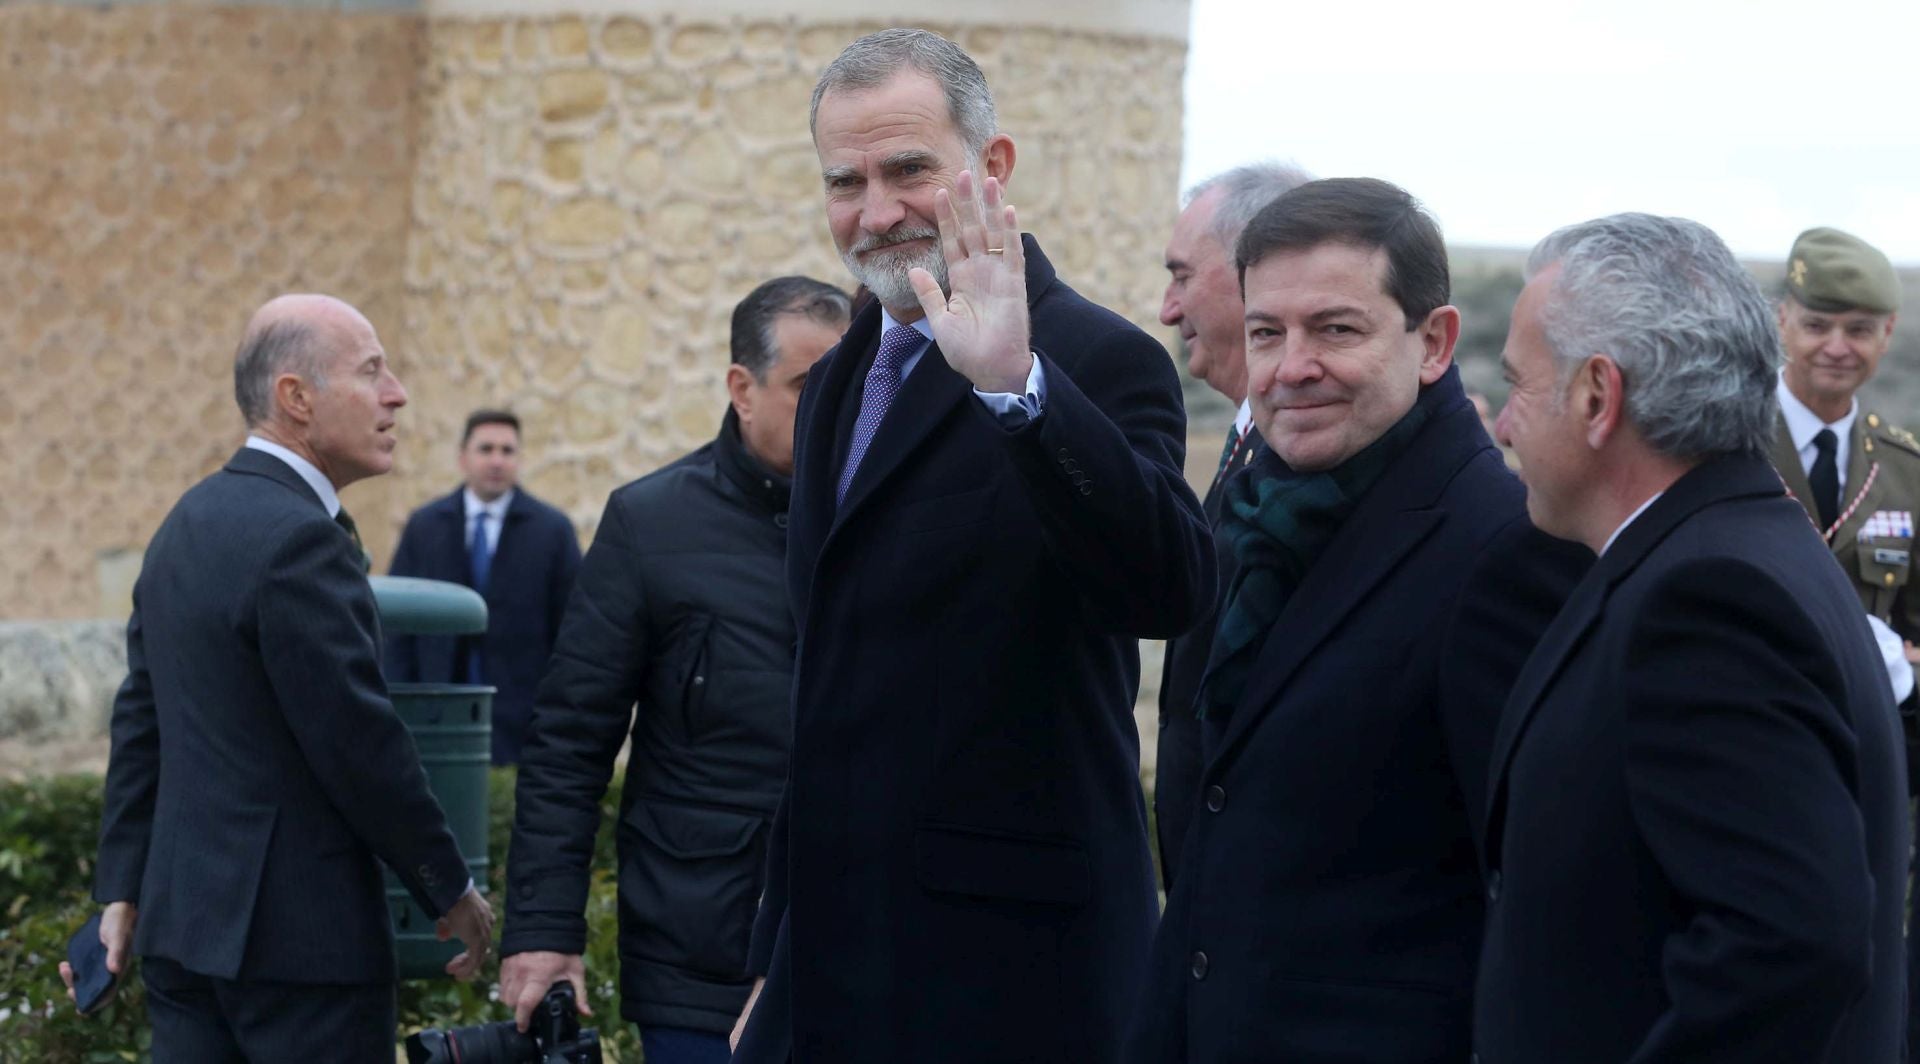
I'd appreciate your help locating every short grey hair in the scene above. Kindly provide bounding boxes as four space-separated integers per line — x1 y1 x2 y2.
810 29 997 157
1526 213 1780 460
233 320 326 427
1184 161 1315 249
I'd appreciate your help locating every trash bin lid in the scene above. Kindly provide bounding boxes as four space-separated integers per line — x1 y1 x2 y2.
369 576 488 636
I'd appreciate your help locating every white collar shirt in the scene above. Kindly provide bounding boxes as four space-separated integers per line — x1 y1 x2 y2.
244 436 340 518
463 488 513 555
1777 373 1858 494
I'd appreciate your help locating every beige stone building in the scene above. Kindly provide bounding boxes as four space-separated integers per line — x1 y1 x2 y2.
0 0 1192 623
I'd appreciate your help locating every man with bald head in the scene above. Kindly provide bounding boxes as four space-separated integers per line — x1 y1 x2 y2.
75 294 493 1061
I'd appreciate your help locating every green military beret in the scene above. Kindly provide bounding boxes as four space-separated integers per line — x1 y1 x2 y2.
1787 227 1900 315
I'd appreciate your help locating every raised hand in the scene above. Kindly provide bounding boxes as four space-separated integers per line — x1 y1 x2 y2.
909 170 1033 394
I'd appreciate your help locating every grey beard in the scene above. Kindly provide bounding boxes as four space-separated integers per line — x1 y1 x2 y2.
842 239 947 314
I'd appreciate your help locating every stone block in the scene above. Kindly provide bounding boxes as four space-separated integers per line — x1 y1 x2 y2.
538 69 609 123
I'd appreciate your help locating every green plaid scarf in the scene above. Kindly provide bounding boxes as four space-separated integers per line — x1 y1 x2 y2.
1197 384 1443 720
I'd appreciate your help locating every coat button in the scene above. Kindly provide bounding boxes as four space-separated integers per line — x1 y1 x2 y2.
1190 951 1209 980
693 675 705 686
1056 447 1071 461
1486 870 1502 903
1205 785 1225 812
1078 483 1093 496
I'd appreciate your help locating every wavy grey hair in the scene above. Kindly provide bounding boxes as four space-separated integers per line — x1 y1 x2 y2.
1184 161 1315 249
1526 213 1781 460
810 29 997 157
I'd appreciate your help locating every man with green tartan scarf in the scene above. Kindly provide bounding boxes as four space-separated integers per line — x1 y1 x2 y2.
1127 178 1588 1064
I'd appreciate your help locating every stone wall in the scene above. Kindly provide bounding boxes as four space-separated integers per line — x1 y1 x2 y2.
368 13 1189 555
1 1 1189 620
0 3 424 619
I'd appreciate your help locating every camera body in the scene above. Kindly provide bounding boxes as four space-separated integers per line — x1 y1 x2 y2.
405 980 602 1064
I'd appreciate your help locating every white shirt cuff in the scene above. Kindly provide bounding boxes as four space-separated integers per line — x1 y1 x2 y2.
973 355 1047 421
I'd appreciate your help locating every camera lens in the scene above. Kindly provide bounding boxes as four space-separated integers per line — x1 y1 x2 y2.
404 1020 539 1063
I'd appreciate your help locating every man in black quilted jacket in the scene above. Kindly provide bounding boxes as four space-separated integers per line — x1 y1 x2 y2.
498 277 849 1064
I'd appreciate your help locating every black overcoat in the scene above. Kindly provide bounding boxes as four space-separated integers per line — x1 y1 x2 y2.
1129 376 1585 1063
1474 453 1909 1063
734 236 1213 1064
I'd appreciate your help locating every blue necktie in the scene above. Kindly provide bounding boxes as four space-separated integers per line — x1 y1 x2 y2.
837 324 923 504
467 512 492 684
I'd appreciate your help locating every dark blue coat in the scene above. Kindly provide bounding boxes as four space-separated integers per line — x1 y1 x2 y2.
94 448 470 984
385 485 580 764
734 237 1214 1064
1129 375 1586 1063
1475 453 1909 1063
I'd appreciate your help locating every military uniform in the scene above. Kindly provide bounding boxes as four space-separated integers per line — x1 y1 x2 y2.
1772 412 1920 639
1766 224 1920 1057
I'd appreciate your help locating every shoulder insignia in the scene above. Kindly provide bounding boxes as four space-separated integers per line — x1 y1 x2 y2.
1874 418 1920 458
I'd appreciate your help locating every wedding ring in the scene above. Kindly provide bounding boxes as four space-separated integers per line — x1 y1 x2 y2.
985 247 1005 255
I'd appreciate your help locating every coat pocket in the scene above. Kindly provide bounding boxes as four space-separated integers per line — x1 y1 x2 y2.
618 799 768 978
913 823 1090 907
667 613 714 731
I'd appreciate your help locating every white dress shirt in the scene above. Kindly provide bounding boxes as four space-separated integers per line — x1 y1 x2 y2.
880 306 1047 421
1601 492 1664 556
462 488 513 555
1234 399 1254 440
244 436 340 517
1777 373 1858 493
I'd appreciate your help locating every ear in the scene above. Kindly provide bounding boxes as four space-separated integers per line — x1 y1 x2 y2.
1884 313 1899 342
726 364 756 424
1775 300 1790 330
1577 355 1627 451
274 372 314 426
981 134 1016 188
1414 304 1460 386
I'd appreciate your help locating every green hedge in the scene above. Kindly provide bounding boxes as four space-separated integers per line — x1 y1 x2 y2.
0 770 641 1063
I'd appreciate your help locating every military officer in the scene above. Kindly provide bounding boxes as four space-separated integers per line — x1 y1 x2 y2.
1770 227 1912 660
1765 226 1920 1057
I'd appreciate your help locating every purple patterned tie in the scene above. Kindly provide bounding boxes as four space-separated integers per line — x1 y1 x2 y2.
838 324 924 504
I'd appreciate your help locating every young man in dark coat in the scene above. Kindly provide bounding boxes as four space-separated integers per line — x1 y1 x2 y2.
499 277 847 1064
385 408 581 765
1128 179 1584 1064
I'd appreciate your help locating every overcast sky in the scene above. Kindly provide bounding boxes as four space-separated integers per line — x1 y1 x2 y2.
1181 0 1920 264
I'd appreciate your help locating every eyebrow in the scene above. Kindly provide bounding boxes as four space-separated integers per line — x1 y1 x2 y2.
1305 305 1371 325
822 163 859 183
880 149 938 171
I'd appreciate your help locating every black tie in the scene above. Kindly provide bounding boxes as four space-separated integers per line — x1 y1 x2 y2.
335 508 372 574
1810 428 1840 532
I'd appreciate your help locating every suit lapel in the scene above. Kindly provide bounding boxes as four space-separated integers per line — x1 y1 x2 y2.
1208 393 1482 768
1771 416 1815 519
1831 415 1877 547
1481 571 1607 849
789 309 876 586
1210 503 1441 767
830 349 971 525
1482 453 1794 846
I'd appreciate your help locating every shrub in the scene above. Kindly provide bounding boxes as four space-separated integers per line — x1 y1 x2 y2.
0 770 641 1063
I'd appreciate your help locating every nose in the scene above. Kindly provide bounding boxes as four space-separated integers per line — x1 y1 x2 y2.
1819 330 1853 358
1272 335 1321 388
861 182 907 235
384 370 408 409
1159 283 1182 327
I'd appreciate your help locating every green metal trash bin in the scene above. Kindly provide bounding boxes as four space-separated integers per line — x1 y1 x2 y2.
370 575 493 980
